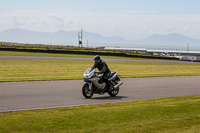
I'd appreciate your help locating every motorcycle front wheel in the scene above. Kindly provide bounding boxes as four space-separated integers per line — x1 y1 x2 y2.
108 87 119 97
82 83 93 98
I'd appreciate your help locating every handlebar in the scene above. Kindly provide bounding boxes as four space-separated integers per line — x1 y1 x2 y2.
95 72 103 78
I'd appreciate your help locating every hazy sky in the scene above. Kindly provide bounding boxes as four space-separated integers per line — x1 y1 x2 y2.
0 0 200 40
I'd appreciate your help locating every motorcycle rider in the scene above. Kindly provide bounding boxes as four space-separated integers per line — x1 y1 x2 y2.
92 55 111 91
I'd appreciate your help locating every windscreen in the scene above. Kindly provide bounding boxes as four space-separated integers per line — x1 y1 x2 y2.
85 67 94 74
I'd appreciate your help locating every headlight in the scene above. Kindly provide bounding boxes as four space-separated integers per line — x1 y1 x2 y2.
83 75 87 79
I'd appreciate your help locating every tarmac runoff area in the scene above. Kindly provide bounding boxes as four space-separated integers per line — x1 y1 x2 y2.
0 76 200 112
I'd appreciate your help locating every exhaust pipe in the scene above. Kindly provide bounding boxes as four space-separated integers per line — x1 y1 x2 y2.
114 82 123 89
108 72 118 81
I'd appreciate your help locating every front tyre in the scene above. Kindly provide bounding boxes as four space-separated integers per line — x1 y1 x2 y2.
108 87 119 97
82 83 93 98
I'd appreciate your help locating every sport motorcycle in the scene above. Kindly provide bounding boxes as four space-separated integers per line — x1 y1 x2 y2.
82 67 123 98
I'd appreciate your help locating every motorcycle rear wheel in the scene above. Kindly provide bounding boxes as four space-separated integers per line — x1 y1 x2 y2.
108 87 119 97
82 83 93 98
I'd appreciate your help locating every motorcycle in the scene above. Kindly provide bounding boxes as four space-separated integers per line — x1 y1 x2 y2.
82 67 123 98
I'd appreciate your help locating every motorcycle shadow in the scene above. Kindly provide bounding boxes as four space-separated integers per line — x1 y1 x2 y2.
91 96 128 100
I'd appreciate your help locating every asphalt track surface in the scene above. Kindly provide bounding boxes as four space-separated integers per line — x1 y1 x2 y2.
1 55 200 63
1 76 200 112
0 55 200 112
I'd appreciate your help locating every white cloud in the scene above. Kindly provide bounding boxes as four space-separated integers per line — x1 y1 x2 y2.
0 9 200 40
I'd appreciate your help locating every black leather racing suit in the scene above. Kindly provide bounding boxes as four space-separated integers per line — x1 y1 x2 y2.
92 60 111 87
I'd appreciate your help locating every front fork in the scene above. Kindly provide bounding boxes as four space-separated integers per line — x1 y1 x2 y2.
87 82 93 91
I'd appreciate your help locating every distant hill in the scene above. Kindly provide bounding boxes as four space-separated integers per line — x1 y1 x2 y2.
0 28 200 50
133 33 200 46
130 33 200 50
0 28 126 46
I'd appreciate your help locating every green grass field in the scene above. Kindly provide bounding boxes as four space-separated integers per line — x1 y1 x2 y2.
1 58 200 82
0 95 199 133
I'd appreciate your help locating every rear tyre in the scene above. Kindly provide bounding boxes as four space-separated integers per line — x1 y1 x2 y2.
108 87 119 97
82 83 93 98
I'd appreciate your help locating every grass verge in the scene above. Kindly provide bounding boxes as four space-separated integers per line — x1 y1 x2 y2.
0 95 200 133
0 43 176 60
1 59 200 82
